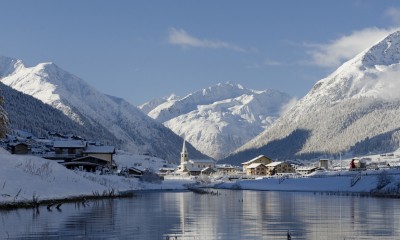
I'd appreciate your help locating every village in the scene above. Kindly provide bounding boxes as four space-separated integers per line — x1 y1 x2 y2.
3 131 400 187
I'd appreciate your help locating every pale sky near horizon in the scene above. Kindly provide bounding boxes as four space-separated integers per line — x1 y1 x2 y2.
1 1 400 105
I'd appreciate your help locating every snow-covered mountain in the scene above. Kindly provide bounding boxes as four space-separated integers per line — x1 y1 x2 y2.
0 81 118 143
223 30 400 165
139 83 295 159
0 56 207 163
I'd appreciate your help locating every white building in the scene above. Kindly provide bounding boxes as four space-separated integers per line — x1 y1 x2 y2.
176 140 215 175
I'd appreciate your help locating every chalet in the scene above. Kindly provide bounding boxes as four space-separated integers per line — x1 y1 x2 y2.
242 155 273 174
266 161 295 176
296 166 318 175
245 163 267 176
127 167 143 177
216 164 239 175
119 166 143 177
47 140 87 161
83 145 116 169
61 156 116 172
9 142 31 155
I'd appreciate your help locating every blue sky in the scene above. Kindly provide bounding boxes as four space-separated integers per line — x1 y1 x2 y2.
1 1 399 105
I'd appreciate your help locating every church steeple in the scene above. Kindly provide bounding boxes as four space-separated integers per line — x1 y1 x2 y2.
181 140 188 164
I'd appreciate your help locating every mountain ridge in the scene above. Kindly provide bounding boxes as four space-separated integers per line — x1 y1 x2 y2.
222 30 400 165
139 82 295 159
0 56 207 163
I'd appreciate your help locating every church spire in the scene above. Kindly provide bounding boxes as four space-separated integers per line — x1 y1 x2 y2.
181 140 188 164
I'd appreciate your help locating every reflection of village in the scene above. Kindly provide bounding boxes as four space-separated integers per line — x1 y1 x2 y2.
4 188 398 239
4 135 400 239
163 189 400 239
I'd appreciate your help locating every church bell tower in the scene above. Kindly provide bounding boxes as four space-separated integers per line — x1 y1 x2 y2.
181 140 188 164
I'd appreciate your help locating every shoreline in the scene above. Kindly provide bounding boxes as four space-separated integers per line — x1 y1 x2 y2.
2 186 400 211
3 168 400 210
0 193 131 210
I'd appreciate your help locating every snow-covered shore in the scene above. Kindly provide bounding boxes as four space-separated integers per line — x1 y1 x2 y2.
0 152 192 208
216 168 400 194
3 147 400 209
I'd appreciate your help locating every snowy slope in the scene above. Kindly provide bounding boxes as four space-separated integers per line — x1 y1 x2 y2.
139 83 295 159
0 56 207 163
225 30 400 165
0 82 119 142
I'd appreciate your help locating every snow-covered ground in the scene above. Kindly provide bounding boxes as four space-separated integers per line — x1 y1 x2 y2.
0 149 191 206
218 151 400 193
2 147 400 207
217 168 400 193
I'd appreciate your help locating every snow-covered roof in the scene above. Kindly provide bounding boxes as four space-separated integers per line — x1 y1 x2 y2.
242 155 269 165
247 163 266 169
189 159 215 164
84 145 115 154
9 142 29 147
266 161 283 167
184 164 203 172
53 140 86 148
296 166 318 171
216 164 236 169
72 155 109 164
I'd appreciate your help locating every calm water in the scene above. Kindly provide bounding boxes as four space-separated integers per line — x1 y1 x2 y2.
1 190 400 239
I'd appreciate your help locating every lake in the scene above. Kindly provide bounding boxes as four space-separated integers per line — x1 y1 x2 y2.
1 190 399 239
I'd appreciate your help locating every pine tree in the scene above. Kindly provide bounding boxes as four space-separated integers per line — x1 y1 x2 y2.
0 92 8 137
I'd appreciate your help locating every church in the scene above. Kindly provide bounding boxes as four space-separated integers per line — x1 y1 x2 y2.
176 140 216 175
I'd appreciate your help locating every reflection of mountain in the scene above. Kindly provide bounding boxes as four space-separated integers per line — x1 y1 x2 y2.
1 191 398 238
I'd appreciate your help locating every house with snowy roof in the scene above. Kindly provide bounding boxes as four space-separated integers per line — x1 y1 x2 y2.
265 161 295 176
62 155 117 172
245 163 267 175
242 155 273 175
9 142 31 155
83 145 116 170
43 140 87 161
44 140 116 170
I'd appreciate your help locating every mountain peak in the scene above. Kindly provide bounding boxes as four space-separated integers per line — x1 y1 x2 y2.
361 30 400 68
140 82 294 159
0 56 24 78
226 30 400 164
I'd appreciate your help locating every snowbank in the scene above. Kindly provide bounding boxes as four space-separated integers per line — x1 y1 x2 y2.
217 168 400 193
0 153 190 206
2 149 400 208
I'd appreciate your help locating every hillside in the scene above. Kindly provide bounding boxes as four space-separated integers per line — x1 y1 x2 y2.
139 83 294 159
223 30 400 165
0 56 207 163
0 82 118 143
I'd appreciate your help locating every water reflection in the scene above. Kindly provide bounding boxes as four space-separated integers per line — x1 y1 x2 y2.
1 190 400 239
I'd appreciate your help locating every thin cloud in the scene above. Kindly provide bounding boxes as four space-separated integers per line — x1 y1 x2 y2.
264 59 282 66
385 7 400 25
305 27 397 68
246 59 283 69
168 28 247 52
